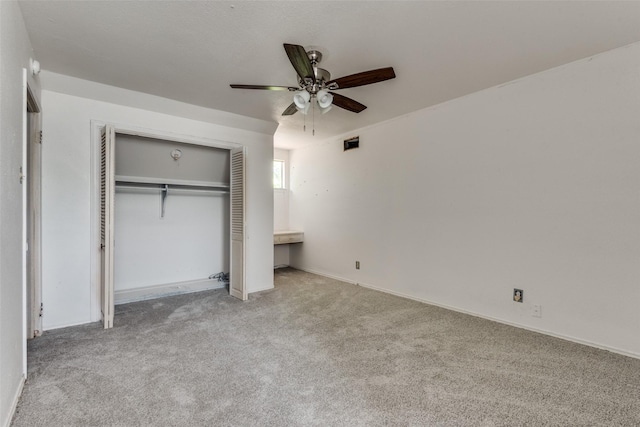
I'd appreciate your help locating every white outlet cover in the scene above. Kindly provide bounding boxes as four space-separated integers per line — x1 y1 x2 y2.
532 304 542 318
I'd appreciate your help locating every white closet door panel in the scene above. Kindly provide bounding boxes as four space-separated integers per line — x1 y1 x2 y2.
100 125 115 328
229 146 247 300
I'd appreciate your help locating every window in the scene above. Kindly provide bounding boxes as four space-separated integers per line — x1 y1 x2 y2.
273 159 285 189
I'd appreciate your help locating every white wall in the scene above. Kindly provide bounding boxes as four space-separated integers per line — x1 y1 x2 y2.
115 134 230 185
0 2 41 425
40 74 276 330
290 42 640 358
114 191 229 291
273 148 290 266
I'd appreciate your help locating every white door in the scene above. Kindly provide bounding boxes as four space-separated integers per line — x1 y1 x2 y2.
100 125 115 328
229 146 247 300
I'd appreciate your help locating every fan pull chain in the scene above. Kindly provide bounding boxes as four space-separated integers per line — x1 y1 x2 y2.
312 99 315 136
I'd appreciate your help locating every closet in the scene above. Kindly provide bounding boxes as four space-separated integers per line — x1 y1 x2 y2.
99 125 246 328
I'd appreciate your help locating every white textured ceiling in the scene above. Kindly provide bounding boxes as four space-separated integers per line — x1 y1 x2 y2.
18 1 640 149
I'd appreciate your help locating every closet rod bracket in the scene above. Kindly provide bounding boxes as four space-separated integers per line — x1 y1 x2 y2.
161 184 169 218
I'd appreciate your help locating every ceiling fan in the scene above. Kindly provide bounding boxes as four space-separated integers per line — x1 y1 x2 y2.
230 43 396 116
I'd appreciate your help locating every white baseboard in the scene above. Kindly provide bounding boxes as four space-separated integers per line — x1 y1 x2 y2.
249 284 275 294
3 375 25 427
115 278 226 305
294 267 640 361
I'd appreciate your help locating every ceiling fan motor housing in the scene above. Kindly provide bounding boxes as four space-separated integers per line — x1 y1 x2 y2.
300 66 331 96
294 50 331 96
307 49 322 64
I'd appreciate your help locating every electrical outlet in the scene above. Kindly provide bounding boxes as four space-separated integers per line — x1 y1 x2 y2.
532 304 542 318
513 288 523 303
355 261 360 270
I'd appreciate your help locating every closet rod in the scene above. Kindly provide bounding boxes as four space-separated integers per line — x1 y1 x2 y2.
115 184 229 195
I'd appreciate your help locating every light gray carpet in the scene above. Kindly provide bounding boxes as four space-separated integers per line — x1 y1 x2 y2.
12 268 640 426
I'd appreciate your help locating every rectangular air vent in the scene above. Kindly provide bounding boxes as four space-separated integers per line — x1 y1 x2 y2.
344 136 359 151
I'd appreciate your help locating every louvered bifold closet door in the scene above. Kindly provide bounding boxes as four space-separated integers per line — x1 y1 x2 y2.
229 146 247 300
100 125 115 328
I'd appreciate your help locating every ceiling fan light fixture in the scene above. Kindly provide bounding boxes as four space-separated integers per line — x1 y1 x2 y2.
319 104 332 115
297 102 310 115
316 90 333 109
293 90 310 109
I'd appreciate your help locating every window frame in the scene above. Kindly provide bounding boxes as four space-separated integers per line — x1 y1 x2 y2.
273 159 286 190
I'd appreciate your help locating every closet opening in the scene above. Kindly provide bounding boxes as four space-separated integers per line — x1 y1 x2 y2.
96 124 246 329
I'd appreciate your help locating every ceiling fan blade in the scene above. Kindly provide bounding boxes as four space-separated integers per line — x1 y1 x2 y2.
230 84 297 91
331 93 367 113
327 67 396 90
283 43 315 83
282 103 298 116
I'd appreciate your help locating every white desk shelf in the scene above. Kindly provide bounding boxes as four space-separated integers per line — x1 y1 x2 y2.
274 230 304 245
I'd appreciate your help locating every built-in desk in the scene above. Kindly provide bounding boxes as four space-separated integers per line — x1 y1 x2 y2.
274 230 304 245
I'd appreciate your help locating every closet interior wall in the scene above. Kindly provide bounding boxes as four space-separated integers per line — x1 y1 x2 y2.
114 134 230 303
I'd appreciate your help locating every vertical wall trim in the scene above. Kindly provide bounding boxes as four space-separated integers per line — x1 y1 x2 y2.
21 69 27 376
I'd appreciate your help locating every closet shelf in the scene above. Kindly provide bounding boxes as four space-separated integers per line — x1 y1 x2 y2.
115 175 229 189
115 176 229 219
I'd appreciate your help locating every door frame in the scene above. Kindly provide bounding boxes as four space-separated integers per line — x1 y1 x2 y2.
89 121 246 323
24 83 42 339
